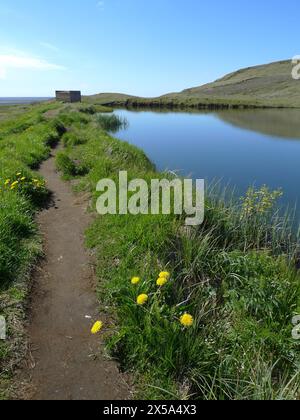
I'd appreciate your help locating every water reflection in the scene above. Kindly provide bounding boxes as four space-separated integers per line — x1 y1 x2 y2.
216 109 300 140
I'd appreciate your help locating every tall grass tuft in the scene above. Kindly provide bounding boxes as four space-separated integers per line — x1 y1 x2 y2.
95 113 128 132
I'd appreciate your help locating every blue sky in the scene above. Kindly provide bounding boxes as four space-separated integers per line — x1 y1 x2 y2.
0 0 299 97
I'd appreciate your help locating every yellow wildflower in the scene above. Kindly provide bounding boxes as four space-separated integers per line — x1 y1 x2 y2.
159 271 171 280
91 321 103 335
157 277 168 287
4 179 10 186
131 277 141 285
180 313 194 328
10 181 19 189
16 172 22 176
137 294 148 306
21 177 26 181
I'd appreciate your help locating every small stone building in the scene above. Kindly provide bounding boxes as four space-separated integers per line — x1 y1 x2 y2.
55 91 82 103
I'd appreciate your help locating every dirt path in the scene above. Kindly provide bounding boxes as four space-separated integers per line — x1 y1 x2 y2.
21 148 130 400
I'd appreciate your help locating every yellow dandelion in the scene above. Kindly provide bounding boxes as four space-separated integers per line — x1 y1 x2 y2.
137 294 148 306
156 277 168 287
10 181 18 190
16 172 22 176
4 179 10 186
131 277 141 285
180 313 194 328
21 177 26 181
91 321 103 335
159 271 171 280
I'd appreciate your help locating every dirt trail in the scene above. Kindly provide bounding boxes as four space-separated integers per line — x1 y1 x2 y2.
21 148 129 400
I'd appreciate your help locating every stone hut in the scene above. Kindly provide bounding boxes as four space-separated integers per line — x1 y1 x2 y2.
55 91 82 103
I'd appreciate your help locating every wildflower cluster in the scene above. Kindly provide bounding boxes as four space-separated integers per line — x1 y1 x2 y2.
1 172 46 192
241 185 283 218
132 271 194 328
1 172 48 205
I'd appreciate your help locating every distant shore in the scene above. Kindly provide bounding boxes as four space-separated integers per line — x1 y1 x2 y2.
0 97 52 106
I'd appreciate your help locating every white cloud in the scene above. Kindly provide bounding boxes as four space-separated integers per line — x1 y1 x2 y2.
0 53 65 79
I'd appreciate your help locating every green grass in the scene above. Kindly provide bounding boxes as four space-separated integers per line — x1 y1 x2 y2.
95 113 128 132
0 102 66 397
57 112 300 400
0 102 299 400
77 104 113 114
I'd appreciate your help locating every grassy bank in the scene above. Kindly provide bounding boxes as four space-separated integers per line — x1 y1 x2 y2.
0 103 299 399
85 93 280 111
0 103 66 397
0 102 116 398
55 109 300 400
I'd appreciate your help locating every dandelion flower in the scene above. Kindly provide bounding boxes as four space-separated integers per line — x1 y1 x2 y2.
10 181 18 190
157 277 168 287
91 321 103 335
21 177 26 181
180 313 194 328
16 172 22 176
137 294 148 306
131 277 141 285
4 179 10 186
159 271 170 280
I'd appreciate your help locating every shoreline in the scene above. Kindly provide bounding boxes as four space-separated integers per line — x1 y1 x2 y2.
96 101 296 111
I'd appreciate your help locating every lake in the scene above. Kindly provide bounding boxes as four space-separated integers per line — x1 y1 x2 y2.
113 108 300 216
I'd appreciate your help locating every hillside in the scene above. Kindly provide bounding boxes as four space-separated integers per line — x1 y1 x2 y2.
87 60 300 108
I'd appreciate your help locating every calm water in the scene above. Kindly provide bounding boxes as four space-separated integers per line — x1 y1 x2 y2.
114 108 300 214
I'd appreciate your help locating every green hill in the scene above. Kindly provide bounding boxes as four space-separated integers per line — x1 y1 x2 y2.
87 60 300 108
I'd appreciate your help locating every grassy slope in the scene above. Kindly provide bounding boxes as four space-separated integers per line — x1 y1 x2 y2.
86 60 300 109
56 110 300 400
